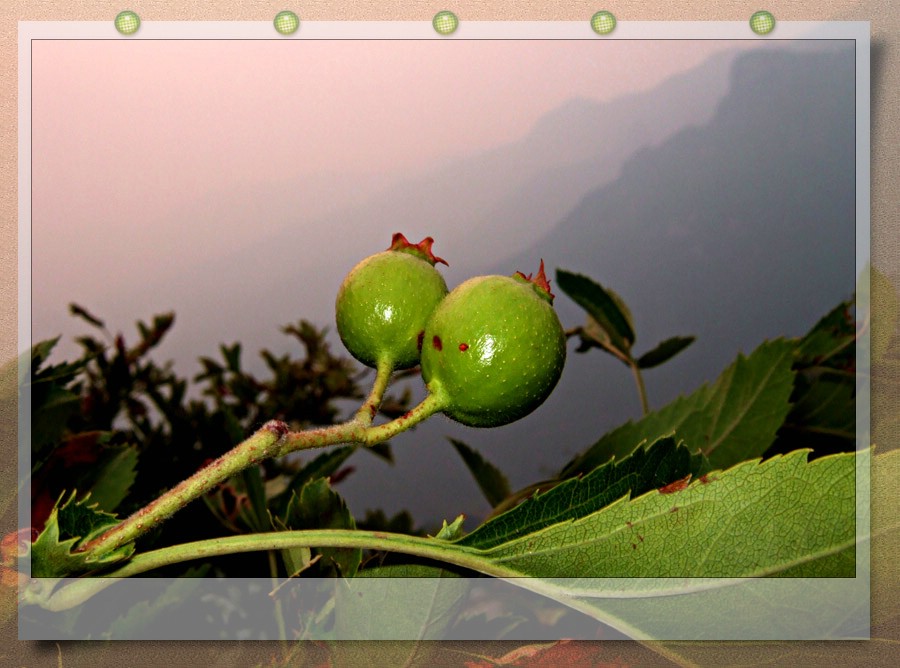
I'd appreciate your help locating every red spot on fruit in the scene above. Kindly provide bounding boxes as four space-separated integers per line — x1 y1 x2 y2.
459 343 469 351
432 335 443 351
659 475 691 495
417 330 425 352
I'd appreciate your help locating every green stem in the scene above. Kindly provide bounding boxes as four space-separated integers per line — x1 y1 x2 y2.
41 528 486 612
630 362 650 416
77 393 446 561
353 358 394 426
75 420 289 558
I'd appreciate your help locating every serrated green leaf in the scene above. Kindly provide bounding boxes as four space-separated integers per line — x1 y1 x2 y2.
476 449 855 578
273 446 356 516
459 437 706 551
556 270 635 355
562 338 796 477
283 478 360 577
636 335 696 369
793 300 855 368
87 445 139 513
771 367 855 456
683 339 796 470
449 439 511 508
433 514 466 541
30 493 133 578
55 492 120 544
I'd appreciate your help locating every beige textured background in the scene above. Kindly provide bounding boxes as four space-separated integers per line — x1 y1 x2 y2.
2 1 897 666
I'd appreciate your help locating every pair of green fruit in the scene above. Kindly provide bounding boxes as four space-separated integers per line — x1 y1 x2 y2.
335 233 566 428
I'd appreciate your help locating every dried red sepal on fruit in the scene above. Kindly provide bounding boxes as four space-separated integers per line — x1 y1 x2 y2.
388 232 448 267
513 259 554 303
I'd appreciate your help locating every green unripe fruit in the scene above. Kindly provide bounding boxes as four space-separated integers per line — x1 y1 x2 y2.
336 233 449 370
421 261 566 427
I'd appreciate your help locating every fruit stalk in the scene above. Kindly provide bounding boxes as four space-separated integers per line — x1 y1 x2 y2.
76 393 444 560
353 359 393 426
630 362 650 416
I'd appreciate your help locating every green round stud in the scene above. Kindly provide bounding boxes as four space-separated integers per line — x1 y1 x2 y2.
750 11 776 35
590 11 617 35
114 11 141 36
433 11 459 36
274 11 300 36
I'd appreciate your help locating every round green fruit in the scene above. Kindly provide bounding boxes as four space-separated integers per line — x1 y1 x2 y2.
421 262 566 427
336 233 449 370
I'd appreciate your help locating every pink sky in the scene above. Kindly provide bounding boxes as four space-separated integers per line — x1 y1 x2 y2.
32 39 739 178
30 38 748 349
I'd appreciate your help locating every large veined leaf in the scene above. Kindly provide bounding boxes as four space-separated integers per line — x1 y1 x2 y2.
561 338 796 477
307 448 860 640
475 449 854 579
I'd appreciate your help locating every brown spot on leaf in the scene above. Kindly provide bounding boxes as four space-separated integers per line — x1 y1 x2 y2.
699 474 717 485
659 475 692 494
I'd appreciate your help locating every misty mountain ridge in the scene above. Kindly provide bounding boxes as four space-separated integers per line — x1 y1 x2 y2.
480 43 857 483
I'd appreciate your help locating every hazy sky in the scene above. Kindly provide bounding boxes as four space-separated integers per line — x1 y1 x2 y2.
31 39 746 331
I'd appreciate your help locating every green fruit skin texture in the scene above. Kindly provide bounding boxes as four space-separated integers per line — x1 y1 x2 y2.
336 249 448 370
421 275 566 427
